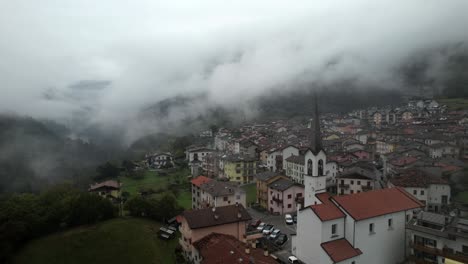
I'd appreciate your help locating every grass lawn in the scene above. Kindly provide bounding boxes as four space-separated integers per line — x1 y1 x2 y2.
177 190 192 209
120 170 167 196
456 191 468 203
241 183 257 206
12 218 179 264
439 98 468 111
120 168 191 209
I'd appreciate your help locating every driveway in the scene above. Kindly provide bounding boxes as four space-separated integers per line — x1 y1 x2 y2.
246 207 296 262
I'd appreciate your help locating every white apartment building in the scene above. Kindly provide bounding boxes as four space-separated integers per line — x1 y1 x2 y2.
388 169 451 213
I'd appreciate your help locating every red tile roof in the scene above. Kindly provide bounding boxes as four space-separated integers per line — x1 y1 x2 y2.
183 204 251 229
194 233 276 264
309 193 345 221
321 238 362 263
191 175 212 187
332 187 424 221
88 180 120 191
390 156 418 167
390 169 448 188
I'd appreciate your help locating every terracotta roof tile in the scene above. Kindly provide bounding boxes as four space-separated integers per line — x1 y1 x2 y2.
191 176 212 187
182 204 251 229
390 169 448 188
194 233 276 264
88 180 120 191
309 193 345 221
332 187 424 221
321 238 362 262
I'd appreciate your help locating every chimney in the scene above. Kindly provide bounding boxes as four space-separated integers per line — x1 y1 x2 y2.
263 248 269 257
245 246 250 254
214 214 219 220
251 241 256 248
238 212 242 219
212 207 216 212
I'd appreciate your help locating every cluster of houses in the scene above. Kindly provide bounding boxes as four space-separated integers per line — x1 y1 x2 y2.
176 97 468 263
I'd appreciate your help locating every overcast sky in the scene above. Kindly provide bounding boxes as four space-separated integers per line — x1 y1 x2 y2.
1 0 468 136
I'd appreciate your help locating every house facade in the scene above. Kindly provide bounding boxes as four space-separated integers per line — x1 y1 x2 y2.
191 176 212 209
293 188 424 264
336 171 375 195
179 204 252 262
255 171 287 209
388 169 451 213
267 178 304 215
222 155 258 184
88 180 121 201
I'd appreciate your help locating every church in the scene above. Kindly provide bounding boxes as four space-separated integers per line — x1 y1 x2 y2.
291 97 424 264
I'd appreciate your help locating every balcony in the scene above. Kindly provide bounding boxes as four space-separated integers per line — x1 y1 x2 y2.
272 197 283 204
339 184 350 189
410 242 468 263
442 248 468 263
362 185 372 191
410 241 441 256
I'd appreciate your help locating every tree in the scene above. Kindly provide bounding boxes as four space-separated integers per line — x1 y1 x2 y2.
121 160 136 174
95 162 120 181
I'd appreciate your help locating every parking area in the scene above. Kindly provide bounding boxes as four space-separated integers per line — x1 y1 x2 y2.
246 207 296 263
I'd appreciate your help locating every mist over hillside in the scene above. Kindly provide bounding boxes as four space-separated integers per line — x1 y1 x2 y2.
0 114 124 193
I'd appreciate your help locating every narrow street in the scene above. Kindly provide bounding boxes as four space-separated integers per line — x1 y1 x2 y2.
246 207 297 262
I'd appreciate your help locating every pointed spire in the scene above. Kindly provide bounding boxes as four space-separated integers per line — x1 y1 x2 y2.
309 93 323 154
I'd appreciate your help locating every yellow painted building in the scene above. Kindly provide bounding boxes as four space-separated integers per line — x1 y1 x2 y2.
223 156 258 184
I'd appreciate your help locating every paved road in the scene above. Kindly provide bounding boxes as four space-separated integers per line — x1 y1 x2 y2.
246 207 296 262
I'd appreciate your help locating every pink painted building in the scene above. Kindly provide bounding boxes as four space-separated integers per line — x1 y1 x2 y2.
268 178 304 215
179 204 252 262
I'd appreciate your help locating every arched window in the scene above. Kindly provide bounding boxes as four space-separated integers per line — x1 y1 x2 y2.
318 159 324 176
307 159 313 176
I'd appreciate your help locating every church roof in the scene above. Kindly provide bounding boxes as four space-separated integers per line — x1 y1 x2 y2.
332 187 424 221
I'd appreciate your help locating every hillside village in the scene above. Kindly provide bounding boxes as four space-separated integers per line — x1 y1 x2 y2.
174 97 468 264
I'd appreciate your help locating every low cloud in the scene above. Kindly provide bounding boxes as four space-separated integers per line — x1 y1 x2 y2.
1 0 468 143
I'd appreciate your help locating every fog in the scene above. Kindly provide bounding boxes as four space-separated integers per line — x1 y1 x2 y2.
1 0 468 143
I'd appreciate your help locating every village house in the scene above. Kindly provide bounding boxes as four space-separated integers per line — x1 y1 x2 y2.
267 178 304 215
88 180 121 201
187 146 214 176
222 154 258 184
197 180 247 209
191 176 212 209
254 171 288 210
336 171 376 195
146 152 174 169
376 139 398 154
179 204 252 262
388 169 451 213
266 147 283 172
428 143 460 159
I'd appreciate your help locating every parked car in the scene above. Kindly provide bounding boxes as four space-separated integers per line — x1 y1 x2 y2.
256 222 266 231
250 219 261 228
285 214 294 225
293 214 297 224
288 256 299 263
269 229 281 240
262 224 275 235
158 232 171 240
275 234 288 246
